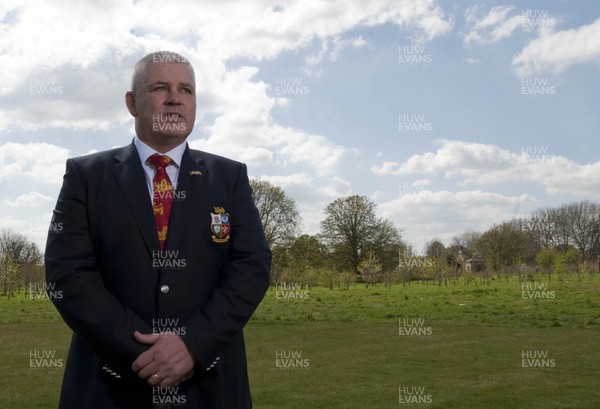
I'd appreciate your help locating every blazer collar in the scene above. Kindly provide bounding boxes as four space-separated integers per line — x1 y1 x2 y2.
110 142 209 253
111 142 160 252
163 145 208 250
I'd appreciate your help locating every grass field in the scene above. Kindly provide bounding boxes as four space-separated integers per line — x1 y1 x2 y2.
1 275 599 408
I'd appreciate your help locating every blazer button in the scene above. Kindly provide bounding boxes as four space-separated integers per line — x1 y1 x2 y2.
160 285 170 294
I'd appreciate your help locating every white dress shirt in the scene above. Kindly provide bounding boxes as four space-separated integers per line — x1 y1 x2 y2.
133 137 187 203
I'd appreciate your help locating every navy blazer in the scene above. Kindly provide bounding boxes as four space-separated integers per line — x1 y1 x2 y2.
45 142 271 409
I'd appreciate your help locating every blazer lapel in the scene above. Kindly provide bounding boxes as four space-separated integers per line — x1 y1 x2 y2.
111 143 160 252
165 147 208 250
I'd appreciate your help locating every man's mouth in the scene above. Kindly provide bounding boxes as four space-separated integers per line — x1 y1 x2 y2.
162 113 183 121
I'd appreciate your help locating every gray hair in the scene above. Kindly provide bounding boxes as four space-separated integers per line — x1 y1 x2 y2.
130 51 194 94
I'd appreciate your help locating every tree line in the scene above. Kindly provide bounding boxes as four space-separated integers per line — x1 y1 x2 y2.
1 183 598 296
250 180 600 287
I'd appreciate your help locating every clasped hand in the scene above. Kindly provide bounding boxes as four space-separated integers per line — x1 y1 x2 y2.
131 330 196 387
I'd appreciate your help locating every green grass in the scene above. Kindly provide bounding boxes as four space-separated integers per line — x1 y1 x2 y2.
1 275 599 408
0 322 70 409
254 276 600 329
246 323 600 409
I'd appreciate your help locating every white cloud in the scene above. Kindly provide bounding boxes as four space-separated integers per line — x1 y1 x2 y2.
371 190 385 201
253 172 353 236
0 216 27 229
257 173 351 204
330 36 367 61
296 176 352 235
0 1 126 95
0 0 452 130
0 0 453 190
3 191 52 208
463 5 524 46
466 5 513 31
379 189 535 249
304 40 330 77
371 139 600 199
255 173 314 189
0 142 69 184
192 118 348 176
513 16 600 76
0 209 58 252
316 176 352 199
462 5 600 77
304 35 368 75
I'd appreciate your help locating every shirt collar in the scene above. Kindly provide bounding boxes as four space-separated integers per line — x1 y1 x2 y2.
134 137 187 168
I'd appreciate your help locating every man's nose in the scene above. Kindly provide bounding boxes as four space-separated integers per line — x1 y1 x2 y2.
165 89 182 104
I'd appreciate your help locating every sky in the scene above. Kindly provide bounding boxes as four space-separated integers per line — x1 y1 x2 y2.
1 0 599 253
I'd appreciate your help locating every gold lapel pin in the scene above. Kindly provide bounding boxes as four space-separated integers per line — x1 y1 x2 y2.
189 170 202 176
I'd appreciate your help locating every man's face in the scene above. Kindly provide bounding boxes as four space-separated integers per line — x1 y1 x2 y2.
127 62 196 148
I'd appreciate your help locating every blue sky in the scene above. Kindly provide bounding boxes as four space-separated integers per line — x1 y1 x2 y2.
1 0 600 252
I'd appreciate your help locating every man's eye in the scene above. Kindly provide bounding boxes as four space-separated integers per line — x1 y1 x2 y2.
182 88 193 94
153 86 167 91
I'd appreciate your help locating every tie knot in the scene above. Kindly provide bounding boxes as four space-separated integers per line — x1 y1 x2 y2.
147 154 172 170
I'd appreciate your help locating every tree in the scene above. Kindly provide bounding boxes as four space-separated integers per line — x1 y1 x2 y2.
521 207 558 250
424 239 450 285
559 201 600 261
0 251 19 297
250 179 301 249
450 230 481 259
553 247 580 277
274 234 328 284
425 239 445 260
285 235 328 270
372 218 404 273
536 247 557 279
477 222 527 271
357 250 381 288
0 229 32 264
0 229 43 293
20 242 44 296
320 195 402 273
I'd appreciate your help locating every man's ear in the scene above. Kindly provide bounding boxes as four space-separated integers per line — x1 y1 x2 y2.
125 91 137 117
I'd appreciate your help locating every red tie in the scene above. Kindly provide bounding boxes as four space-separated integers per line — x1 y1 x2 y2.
147 154 174 249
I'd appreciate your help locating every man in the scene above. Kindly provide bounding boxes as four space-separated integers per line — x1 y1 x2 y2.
45 51 271 408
